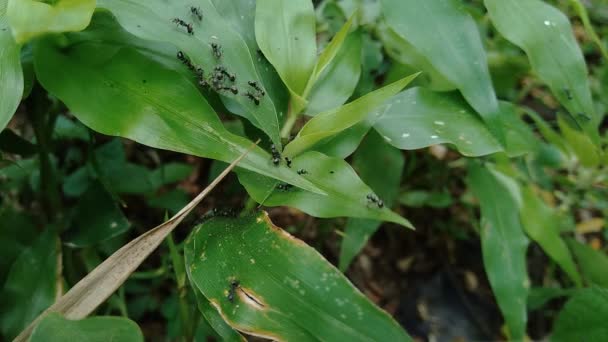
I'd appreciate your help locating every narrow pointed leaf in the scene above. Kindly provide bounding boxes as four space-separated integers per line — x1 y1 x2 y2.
185 212 412 341
285 73 419 157
306 12 356 94
30 313 143 342
0 1 23 131
374 88 536 157
307 30 362 115
376 22 454 91
468 164 529 340
520 187 581 286
33 34 323 195
255 0 316 96
238 151 412 228
339 131 404 271
6 0 95 44
98 0 282 147
381 0 502 140
484 0 599 145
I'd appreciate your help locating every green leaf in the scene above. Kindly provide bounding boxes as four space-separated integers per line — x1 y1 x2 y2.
467 163 529 340
399 190 453 209
146 189 191 215
190 283 244 341
98 0 282 147
184 212 412 341
305 11 356 96
520 187 581 286
52 115 89 141
558 115 601 167
306 30 362 115
484 0 600 145
527 287 574 311
0 208 37 285
210 0 289 121
149 163 194 189
314 121 372 159
30 313 143 342
6 0 95 44
568 0 608 61
339 131 404 271
567 238 608 288
381 0 502 141
0 229 57 340
552 287 608 342
0 2 23 131
63 181 131 248
284 73 419 157
33 33 324 196
373 88 504 157
353 32 383 97
238 151 412 228
376 21 454 92
255 0 316 96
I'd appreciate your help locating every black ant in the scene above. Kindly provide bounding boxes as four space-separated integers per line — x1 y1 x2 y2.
297 169 308 175
284 157 292 168
172 18 193 35
215 65 236 82
227 279 240 302
366 194 384 208
177 50 194 70
190 6 203 21
211 42 222 59
199 78 210 88
245 91 260 105
270 144 281 165
277 183 293 191
220 86 239 95
247 80 265 96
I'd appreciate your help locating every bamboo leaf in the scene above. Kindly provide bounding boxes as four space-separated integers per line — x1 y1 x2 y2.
468 163 529 340
381 0 502 141
520 187 581 286
184 212 413 341
484 0 600 145
98 0 282 147
284 73 418 157
30 313 143 342
0 1 23 131
237 151 412 228
339 131 404 271
255 0 316 96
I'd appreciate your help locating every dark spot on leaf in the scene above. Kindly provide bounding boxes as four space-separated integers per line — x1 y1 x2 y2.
329 171 335 174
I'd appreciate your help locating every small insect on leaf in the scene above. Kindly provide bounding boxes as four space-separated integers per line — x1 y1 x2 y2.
190 6 203 21
172 18 194 35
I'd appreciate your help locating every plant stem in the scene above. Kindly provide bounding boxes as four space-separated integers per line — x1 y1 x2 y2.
280 111 299 139
28 86 61 222
166 232 194 341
